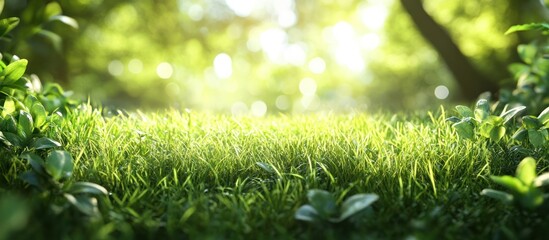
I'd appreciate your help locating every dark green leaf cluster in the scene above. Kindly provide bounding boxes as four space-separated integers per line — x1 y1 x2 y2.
0 0 107 223
481 157 549 209
295 189 378 223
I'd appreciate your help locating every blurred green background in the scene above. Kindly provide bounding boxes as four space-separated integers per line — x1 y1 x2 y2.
1 0 548 114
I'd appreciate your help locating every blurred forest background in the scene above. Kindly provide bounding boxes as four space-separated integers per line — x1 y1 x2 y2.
1 0 548 114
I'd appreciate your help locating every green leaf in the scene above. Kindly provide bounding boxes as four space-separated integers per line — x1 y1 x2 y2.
528 129 546 148
474 99 490 122
48 15 79 30
517 44 538 65
500 106 526 124
68 182 108 195
534 173 549 187
455 105 473 118
44 150 73 181
0 0 4 16
20 152 45 174
538 106 549 125
519 187 544 209
2 59 27 84
64 194 99 216
0 17 19 38
1 132 22 147
523 116 542 129
44 2 62 19
256 162 275 174
307 189 337 218
452 118 474 139
480 189 514 204
35 30 62 53
16 111 33 141
30 137 61 150
489 126 506 142
294 205 319 222
19 171 42 189
30 103 47 129
337 193 378 222
505 23 549 35
490 175 529 194
516 157 537 185
512 128 528 141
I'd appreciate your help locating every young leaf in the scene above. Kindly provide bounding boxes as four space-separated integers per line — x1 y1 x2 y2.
538 106 549 125
489 126 506 142
64 194 99 216
44 150 73 181
307 189 337 218
480 189 514 204
455 105 473 118
505 23 549 35
30 137 61 150
523 116 542 129
337 193 378 222
519 187 544 209
295 205 319 222
490 175 529 194
534 173 549 187
30 103 47 129
68 182 108 195
17 111 33 141
48 15 79 30
500 106 526 124
516 157 537 185
0 17 19 37
528 129 546 148
474 99 490 122
512 128 528 141
2 59 27 84
20 152 45 174
452 119 474 139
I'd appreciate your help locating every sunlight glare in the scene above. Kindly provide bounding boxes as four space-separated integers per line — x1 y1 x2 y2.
225 0 254 17
108 60 124 76
187 4 204 21
283 44 306 66
308 57 326 74
214 53 233 79
359 4 388 31
331 22 365 73
251 101 267 117
231 101 248 116
434 85 450 100
299 78 317 97
156 62 173 79
278 10 297 28
275 95 290 110
260 28 288 64
361 33 381 50
128 59 143 74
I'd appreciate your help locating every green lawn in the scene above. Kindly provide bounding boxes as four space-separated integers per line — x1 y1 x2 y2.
2 106 549 239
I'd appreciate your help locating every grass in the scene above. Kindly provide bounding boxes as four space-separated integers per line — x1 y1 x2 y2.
2 105 549 239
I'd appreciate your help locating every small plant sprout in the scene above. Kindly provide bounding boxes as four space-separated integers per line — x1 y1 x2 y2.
448 99 525 142
481 157 549 209
512 106 549 147
295 189 378 223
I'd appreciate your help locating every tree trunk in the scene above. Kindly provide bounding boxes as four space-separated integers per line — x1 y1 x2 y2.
399 0 499 100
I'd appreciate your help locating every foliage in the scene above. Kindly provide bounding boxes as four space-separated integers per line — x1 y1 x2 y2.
447 99 525 142
295 189 378 223
481 157 549 209
0 0 107 232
